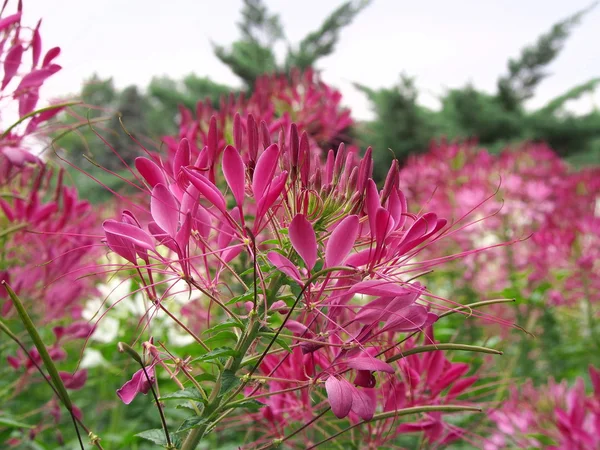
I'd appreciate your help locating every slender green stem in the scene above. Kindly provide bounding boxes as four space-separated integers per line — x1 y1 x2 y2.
1 101 80 138
386 343 502 363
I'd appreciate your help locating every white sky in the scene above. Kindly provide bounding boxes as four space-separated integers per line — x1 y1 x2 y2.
18 0 600 120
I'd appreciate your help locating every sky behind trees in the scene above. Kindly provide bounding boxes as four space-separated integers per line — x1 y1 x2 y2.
25 0 600 119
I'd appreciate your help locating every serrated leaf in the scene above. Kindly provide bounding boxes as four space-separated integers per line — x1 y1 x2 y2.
194 347 239 362
232 399 265 412
203 319 245 334
219 369 240 397
136 429 168 446
177 416 208 433
160 387 205 403
204 330 238 346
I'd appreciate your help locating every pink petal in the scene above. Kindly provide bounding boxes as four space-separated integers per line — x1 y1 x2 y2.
116 366 155 405
0 12 22 32
42 47 60 67
325 215 359 267
103 220 155 251
350 387 375 421
252 143 279 201
60 370 88 390
382 305 429 332
355 293 419 324
325 376 353 419
345 357 395 374
255 170 288 224
151 183 179 237
289 214 317 271
268 251 302 284
173 138 191 177
183 168 227 214
2 44 23 89
365 179 380 235
222 145 246 207
135 157 166 187
447 376 477 399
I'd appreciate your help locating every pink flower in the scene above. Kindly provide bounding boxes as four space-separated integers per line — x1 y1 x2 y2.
116 366 156 405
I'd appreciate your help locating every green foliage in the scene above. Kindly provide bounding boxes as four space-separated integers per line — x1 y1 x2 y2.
216 0 370 87
360 4 600 176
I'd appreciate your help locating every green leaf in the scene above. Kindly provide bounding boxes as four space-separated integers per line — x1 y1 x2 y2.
231 399 265 412
204 331 238 347
135 429 168 446
177 416 208 433
219 369 240 397
160 388 205 403
203 319 245 334
195 347 239 363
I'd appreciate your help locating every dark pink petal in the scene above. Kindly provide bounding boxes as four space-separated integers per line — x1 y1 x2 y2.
345 357 395 374
173 138 190 176
382 305 429 332
7 355 20 370
32 21 42 67
16 64 61 91
365 179 380 235
426 351 446 387
255 170 288 223
148 221 178 253
103 220 155 251
350 386 375 421
325 215 359 267
116 366 155 405
0 12 22 32
222 145 246 207
375 207 395 244
42 47 60 67
325 376 353 419
176 212 191 252
18 90 39 116
207 116 218 165
447 376 477 399
284 320 308 335
268 251 302 284
252 143 279 201
2 44 23 89
345 248 372 268
233 113 242 149
60 370 87 390
353 370 376 388
104 231 137 264
135 157 166 187
289 214 317 271
183 168 227 214
151 183 179 237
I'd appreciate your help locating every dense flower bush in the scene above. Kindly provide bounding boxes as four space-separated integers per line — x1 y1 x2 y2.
486 365 600 450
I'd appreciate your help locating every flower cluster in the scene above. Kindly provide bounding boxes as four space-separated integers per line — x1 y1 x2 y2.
163 67 353 174
399 141 600 305
101 112 506 449
486 366 600 450
0 0 64 174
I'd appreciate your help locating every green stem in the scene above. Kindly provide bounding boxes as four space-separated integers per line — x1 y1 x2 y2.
386 343 502 363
